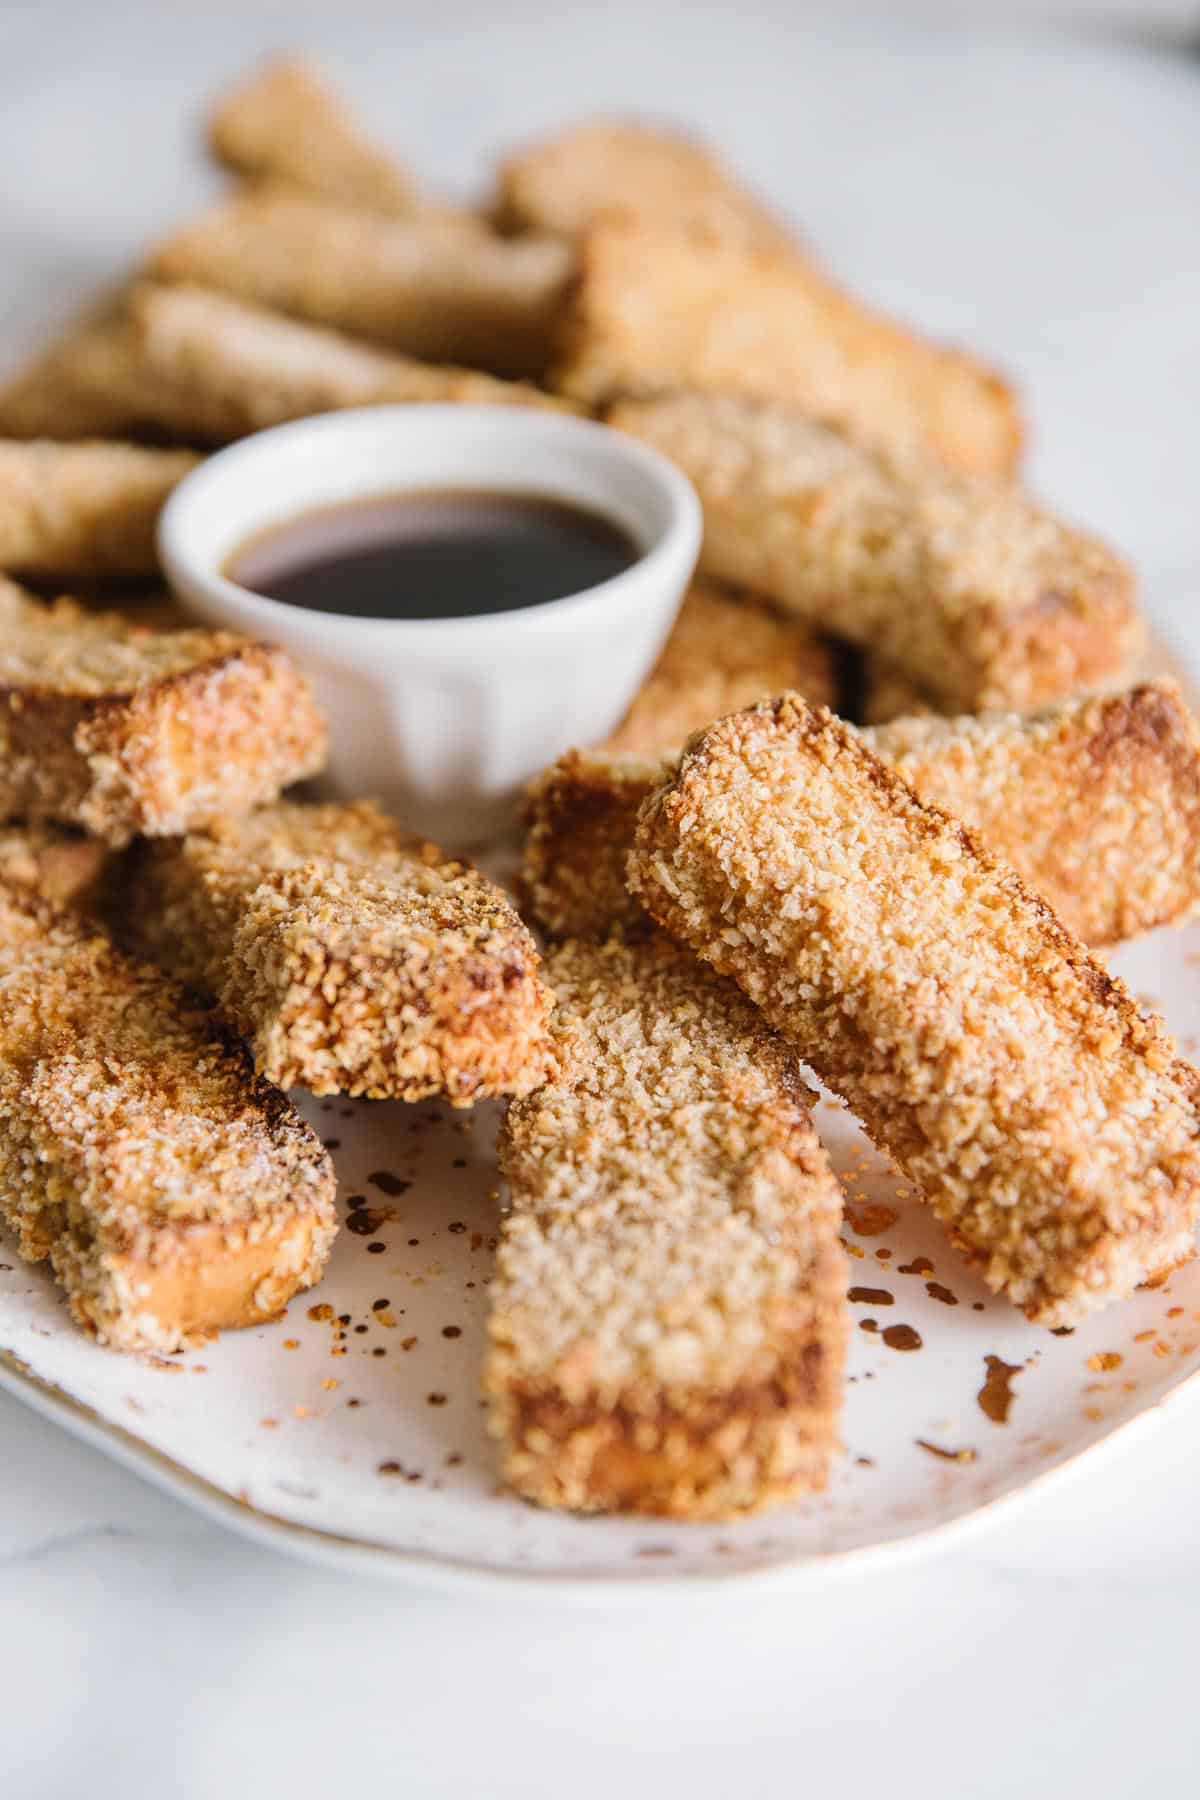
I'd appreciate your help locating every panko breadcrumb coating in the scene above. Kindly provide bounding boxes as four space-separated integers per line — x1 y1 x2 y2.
488 933 847 1518
628 697 1200 1326
207 54 418 217
603 580 834 757
126 284 572 442
524 683 1200 947
0 439 199 579
0 822 108 910
866 683 1200 947
610 392 1139 713
149 188 574 379
0 305 156 442
557 225 1021 477
114 800 555 1103
0 582 327 845
496 118 794 250
522 747 669 941
0 884 335 1353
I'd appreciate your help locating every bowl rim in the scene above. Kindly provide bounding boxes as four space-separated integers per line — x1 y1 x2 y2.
157 403 702 645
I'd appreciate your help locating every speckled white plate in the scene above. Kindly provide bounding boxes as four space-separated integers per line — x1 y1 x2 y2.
5 798 1200 1593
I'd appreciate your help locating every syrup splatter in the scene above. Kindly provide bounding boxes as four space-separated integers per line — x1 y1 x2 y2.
978 1355 1024 1423
916 1439 977 1464
882 1324 922 1352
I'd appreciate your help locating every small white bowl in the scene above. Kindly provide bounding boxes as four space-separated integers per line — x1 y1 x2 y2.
158 405 701 842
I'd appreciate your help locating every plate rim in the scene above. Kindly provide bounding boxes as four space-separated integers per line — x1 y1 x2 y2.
6 1319 1200 1599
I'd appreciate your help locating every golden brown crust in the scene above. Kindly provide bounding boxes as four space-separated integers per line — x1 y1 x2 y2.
0 311 169 442
603 580 835 757
866 683 1200 947
149 189 575 379
610 392 1139 712
496 118 794 250
113 800 555 1103
0 885 336 1353
0 822 109 910
207 54 417 216
522 748 665 941
0 584 328 845
558 225 1022 476
628 697 1200 1327
524 684 1200 948
126 283 572 441
0 439 199 578
487 934 847 1517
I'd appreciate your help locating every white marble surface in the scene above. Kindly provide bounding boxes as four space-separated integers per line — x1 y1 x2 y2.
3 6 1200 1793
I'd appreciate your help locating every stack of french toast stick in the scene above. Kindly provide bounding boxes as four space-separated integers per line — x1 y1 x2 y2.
3 54 1199 1522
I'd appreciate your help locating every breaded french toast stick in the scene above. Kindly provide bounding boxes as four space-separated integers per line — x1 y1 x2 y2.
523 748 669 941
558 225 1021 476
0 439 199 579
604 580 835 758
611 393 1139 712
866 683 1200 948
149 189 574 378
207 53 417 216
115 800 554 1102
0 583 327 844
127 285 571 441
628 697 1200 1326
524 684 1200 948
488 933 847 1518
0 885 335 1352
0 311 168 442
496 118 794 249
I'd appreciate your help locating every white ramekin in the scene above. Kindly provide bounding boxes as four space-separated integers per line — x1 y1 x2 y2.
158 405 701 842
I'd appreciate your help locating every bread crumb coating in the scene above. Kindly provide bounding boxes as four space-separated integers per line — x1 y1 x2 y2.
115 800 555 1103
0 582 327 845
628 697 1200 1326
523 748 668 941
127 284 571 443
524 684 1200 949
488 933 847 1517
496 118 794 250
207 53 418 217
149 188 574 379
610 392 1139 712
867 683 1200 947
0 885 335 1352
0 439 199 579
0 304 159 442
558 225 1021 476
604 580 834 758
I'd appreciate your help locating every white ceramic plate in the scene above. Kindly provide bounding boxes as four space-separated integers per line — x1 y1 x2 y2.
5 675 1200 1593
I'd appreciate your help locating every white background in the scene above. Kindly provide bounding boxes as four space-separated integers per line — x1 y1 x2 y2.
2 5 1200 1794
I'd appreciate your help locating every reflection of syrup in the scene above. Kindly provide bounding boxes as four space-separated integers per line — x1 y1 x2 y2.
882 1324 922 1351
849 1286 894 1306
978 1355 1023 1422
916 1439 977 1464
